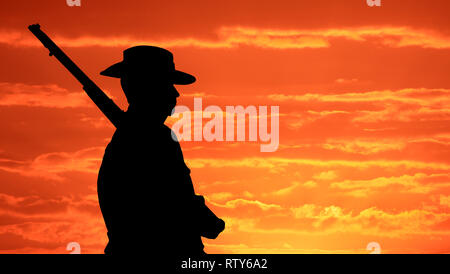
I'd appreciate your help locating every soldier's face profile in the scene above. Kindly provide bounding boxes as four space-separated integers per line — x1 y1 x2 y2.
120 71 180 117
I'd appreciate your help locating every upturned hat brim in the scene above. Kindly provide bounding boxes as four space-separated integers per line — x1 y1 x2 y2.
100 61 196 85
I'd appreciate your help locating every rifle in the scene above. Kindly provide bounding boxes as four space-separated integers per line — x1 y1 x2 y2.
28 24 123 128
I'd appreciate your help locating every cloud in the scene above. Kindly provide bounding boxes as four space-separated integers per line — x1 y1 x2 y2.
187 157 450 172
0 27 328 49
353 106 450 123
0 212 56 227
204 242 369 254
228 205 450 238
206 192 234 202
0 232 60 251
322 139 406 154
330 173 450 197
0 82 91 108
208 198 283 211
0 147 104 181
3 26 450 49
0 192 100 217
291 204 348 221
268 88 450 105
269 88 450 124
0 213 106 253
313 171 337 181
0 191 106 253
335 78 358 84
0 194 69 215
270 180 317 196
220 26 450 49
197 180 240 191
440 195 450 207
284 110 350 129
271 182 301 196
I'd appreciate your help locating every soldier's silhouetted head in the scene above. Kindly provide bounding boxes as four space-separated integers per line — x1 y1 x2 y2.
100 46 195 120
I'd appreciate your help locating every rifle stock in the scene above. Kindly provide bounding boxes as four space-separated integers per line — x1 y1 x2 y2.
28 24 123 128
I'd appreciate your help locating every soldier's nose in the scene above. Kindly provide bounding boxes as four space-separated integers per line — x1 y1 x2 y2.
172 86 180 98
170 88 180 98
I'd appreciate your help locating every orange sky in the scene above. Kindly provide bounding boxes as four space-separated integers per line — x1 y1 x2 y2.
0 0 449 254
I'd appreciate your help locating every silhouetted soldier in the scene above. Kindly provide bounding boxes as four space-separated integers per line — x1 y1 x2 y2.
28 25 224 256
97 46 222 256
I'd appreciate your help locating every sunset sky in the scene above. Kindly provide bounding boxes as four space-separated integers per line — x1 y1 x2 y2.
0 0 449 254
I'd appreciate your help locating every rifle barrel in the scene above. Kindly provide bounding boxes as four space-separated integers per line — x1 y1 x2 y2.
28 24 123 128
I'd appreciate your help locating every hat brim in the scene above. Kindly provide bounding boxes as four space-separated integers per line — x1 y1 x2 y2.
100 62 196 85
